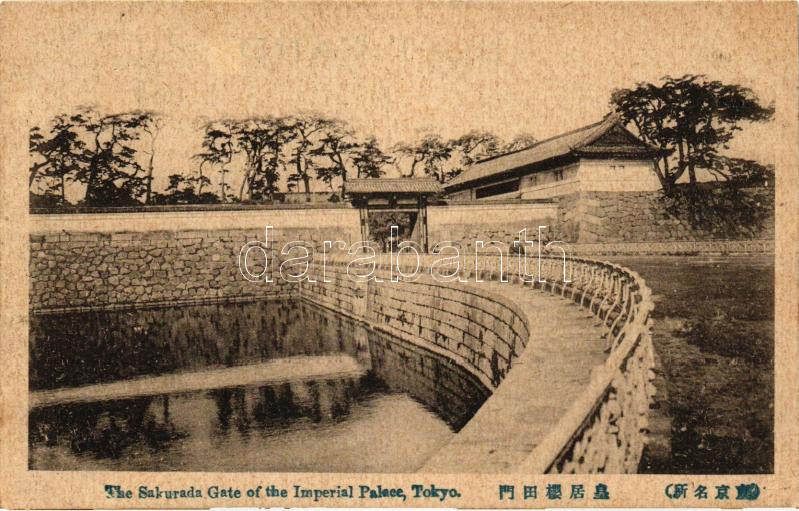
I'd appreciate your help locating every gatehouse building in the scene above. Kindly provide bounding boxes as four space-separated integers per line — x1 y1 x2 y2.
445 113 663 201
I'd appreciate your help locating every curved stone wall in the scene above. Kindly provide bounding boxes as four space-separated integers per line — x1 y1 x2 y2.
515 256 657 473
300 252 657 474
300 256 530 391
29 220 656 473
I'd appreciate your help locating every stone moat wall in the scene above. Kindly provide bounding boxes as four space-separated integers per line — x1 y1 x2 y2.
28 209 658 473
29 223 530 439
29 227 351 311
367 329 493 431
427 187 774 249
573 188 775 243
301 261 529 389
29 207 360 311
29 211 529 393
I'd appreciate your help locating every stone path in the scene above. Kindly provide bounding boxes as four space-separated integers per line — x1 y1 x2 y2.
420 282 607 473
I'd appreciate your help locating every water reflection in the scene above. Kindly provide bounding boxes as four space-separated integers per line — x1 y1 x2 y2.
29 300 489 472
31 396 187 460
30 300 371 391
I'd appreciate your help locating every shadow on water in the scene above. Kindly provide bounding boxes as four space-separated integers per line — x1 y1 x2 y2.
29 300 490 472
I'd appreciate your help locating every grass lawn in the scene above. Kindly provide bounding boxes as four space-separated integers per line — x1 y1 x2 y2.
609 255 774 474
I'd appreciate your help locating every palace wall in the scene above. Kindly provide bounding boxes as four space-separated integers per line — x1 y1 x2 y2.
29 183 774 311
435 187 774 249
29 207 359 312
427 201 560 251
562 187 775 244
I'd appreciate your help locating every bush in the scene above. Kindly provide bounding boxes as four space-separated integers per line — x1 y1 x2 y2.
660 183 773 238
680 318 772 366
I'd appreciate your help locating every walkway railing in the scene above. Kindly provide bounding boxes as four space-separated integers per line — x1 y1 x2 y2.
514 255 656 473
316 250 656 473
422 251 656 472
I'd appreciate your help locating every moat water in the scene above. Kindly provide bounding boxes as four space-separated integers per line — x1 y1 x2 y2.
28 299 489 472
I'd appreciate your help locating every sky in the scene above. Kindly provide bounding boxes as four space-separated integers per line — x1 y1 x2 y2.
12 2 786 198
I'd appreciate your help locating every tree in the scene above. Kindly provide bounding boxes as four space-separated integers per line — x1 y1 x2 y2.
448 131 504 180
311 120 358 198
286 114 336 199
706 156 774 188
503 133 538 152
29 107 157 207
76 108 155 205
152 173 219 204
351 137 392 179
234 117 295 201
393 133 452 182
195 120 237 202
29 116 85 205
611 74 774 191
136 111 163 204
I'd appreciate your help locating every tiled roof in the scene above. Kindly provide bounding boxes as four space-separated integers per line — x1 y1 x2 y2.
446 113 658 189
346 178 442 195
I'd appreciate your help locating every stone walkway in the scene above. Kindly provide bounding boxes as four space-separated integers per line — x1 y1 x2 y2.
420 282 607 473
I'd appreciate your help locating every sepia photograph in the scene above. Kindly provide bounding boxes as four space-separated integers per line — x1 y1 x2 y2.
1 1 797 508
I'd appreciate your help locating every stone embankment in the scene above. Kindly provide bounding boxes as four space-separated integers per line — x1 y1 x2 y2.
300 253 657 473
30 219 657 473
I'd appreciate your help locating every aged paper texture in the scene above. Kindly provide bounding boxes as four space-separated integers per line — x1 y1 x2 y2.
1 1 797 508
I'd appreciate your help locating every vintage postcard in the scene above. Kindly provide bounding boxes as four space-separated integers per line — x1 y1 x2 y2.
0 1 797 508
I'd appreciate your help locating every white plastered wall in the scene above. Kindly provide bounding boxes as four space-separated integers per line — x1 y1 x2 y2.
578 158 661 192
518 158 661 199
519 162 580 199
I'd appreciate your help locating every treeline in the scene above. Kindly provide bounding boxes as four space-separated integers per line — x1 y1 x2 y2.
30 75 775 209
29 108 537 207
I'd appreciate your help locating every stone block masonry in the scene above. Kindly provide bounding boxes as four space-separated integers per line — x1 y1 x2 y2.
367 328 492 431
301 260 530 390
28 215 532 434
29 206 360 312
576 188 775 243
26 207 658 473
300 253 658 474
428 187 774 250
29 227 353 312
